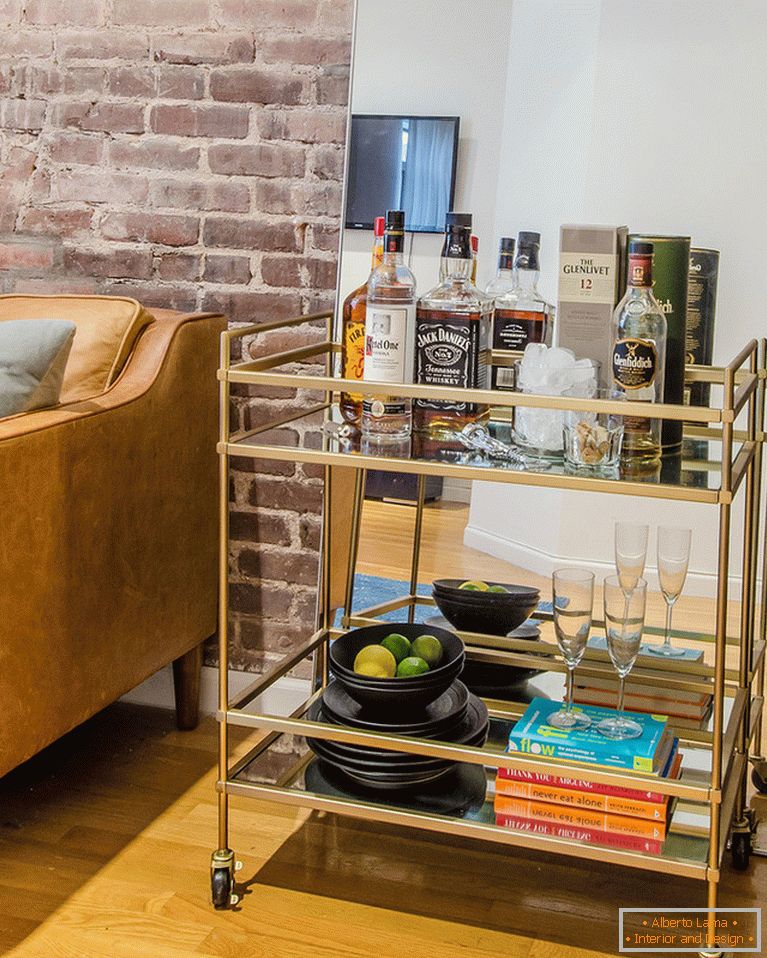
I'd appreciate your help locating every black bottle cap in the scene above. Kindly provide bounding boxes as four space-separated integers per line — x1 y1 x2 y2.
499 236 515 254
629 240 654 256
386 210 405 231
517 231 540 248
446 212 473 229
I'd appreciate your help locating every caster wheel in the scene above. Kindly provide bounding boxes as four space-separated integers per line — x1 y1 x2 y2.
211 867 232 909
731 829 751 871
752 767 767 794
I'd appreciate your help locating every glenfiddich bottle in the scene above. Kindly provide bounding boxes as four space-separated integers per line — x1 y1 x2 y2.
491 231 553 390
361 210 417 442
414 212 492 436
340 216 385 424
611 241 667 466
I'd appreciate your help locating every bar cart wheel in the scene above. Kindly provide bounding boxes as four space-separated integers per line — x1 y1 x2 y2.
210 849 238 909
751 763 767 794
730 826 752 871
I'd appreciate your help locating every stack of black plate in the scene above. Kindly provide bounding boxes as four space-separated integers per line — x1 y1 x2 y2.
307 681 489 792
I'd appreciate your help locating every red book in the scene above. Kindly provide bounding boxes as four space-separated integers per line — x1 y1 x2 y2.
495 813 664 855
493 795 667 839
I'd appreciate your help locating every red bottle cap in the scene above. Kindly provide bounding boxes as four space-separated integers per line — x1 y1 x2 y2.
374 216 385 237
471 235 479 254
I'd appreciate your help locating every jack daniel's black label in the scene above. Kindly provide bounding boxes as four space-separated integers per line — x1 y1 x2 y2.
612 337 657 390
414 309 489 413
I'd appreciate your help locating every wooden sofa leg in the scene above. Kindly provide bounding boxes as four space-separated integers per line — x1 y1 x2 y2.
173 643 203 731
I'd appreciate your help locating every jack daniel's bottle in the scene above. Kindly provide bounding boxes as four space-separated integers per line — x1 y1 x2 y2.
611 241 667 466
414 212 492 436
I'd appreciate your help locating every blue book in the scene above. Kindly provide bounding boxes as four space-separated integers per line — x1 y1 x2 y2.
587 634 703 663
508 697 670 773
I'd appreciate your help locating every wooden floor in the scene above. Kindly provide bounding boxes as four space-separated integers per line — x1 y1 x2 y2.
1 499 764 957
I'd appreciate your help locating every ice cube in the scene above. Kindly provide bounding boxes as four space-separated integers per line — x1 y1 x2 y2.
523 343 547 366
544 347 576 369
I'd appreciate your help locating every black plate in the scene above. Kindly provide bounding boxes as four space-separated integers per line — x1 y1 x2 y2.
306 757 488 810
461 658 542 694
433 591 538 637
321 679 469 738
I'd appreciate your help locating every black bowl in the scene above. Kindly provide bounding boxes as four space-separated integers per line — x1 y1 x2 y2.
329 623 464 713
433 579 540 602
432 590 538 637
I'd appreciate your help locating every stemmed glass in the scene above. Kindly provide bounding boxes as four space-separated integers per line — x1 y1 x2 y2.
549 568 594 730
597 576 648 740
615 522 649 597
648 526 692 657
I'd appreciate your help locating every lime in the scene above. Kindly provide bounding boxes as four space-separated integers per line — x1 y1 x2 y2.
459 580 489 591
353 644 396 678
396 656 430 678
488 584 508 593
411 635 444 668
380 633 411 664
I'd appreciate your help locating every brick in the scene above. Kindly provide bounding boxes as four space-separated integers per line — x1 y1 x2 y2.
261 255 300 288
299 515 321 550
203 217 302 252
0 239 58 270
316 0 354 31
312 144 344 182
64 246 152 279
253 180 292 214
258 108 346 144
231 510 292 546
47 131 103 165
230 580 294 618
309 223 339 252
13 276 98 296
155 252 200 281
202 289 302 323
101 211 199 247
315 71 349 106
13 64 63 96
110 138 199 171
208 142 305 178
236 618 308 655
25 0 100 25
0 0 21 23
112 0 209 27
53 170 149 205
108 66 155 98
150 103 249 139
102 281 199 312
150 178 249 213
210 68 307 106
0 63 11 94
53 100 145 134
2 30 53 57
204 254 251 285
152 32 253 65
219 0 316 29
0 99 47 132
260 35 349 66
57 30 149 60
248 478 323 514
65 67 108 95
157 65 204 101
297 181 343 216
236 547 319 587
20 207 94 239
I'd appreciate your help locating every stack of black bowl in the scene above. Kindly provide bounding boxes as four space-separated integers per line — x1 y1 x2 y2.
307 623 489 792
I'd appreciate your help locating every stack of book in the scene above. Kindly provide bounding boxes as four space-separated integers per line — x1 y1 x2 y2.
572 639 713 729
494 697 680 854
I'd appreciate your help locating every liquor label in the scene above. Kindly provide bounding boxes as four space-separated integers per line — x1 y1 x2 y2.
558 252 618 305
342 322 365 382
362 398 407 418
612 338 657 390
363 304 415 383
414 309 490 414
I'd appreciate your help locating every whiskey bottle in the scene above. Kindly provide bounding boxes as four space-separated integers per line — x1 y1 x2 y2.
339 215 385 424
611 241 667 466
471 234 479 286
491 231 554 390
414 212 492 436
485 236 516 297
361 210 417 442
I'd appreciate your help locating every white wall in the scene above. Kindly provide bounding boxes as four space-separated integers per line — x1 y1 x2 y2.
466 0 767 594
339 0 515 302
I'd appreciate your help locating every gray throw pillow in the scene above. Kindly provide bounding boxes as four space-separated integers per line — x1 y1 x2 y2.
0 319 77 419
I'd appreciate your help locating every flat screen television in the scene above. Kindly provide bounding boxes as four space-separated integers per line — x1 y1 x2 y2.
345 114 460 233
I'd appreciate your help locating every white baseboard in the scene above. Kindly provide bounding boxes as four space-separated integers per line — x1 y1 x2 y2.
120 665 311 716
463 523 743 600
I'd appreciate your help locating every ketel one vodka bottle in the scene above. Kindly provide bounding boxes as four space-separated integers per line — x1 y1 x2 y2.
361 210 417 442
491 231 554 390
339 215 385 424
414 212 492 436
611 241 667 466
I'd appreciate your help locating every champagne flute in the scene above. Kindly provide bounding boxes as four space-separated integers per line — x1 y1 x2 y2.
648 526 692 657
549 568 594 730
615 522 649 596
597 576 647 740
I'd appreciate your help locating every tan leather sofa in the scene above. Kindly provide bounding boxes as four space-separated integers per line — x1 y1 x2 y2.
0 296 225 778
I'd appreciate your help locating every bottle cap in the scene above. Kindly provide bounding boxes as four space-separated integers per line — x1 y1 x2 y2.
517 230 540 248
499 236 515 254
629 240 654 256
374 216 385 237
386 210 405 231
446 212 473 229
471 235 479 254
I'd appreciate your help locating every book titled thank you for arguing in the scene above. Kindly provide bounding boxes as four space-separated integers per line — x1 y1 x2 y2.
508 697 671 773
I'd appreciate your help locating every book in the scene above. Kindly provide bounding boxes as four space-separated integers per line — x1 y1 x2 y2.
508 697 671 772
573 686 712 720
495 813 664 855
572 671 711 707
587 634 704 663
494 794 668 840
496 745 681 805
495 775 669 821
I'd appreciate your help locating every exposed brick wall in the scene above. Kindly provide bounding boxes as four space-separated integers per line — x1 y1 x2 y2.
0 0 354 672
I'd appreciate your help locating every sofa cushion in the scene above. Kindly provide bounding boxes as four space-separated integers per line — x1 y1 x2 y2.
0 295 154 402
0 319 77 419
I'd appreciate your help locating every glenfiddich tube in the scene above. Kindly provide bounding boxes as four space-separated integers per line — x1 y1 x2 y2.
629 233 691 452
686 248 719 409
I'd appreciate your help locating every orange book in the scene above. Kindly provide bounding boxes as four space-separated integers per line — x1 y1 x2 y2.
493 795 667 840
494 776 669 822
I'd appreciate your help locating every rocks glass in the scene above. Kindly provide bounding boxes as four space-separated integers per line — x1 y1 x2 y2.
549 568 594 730
597 575 648 740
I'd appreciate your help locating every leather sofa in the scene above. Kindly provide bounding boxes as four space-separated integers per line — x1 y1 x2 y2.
0 296 225 778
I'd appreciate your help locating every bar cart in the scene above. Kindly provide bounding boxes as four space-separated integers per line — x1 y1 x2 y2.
212 312 766 953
